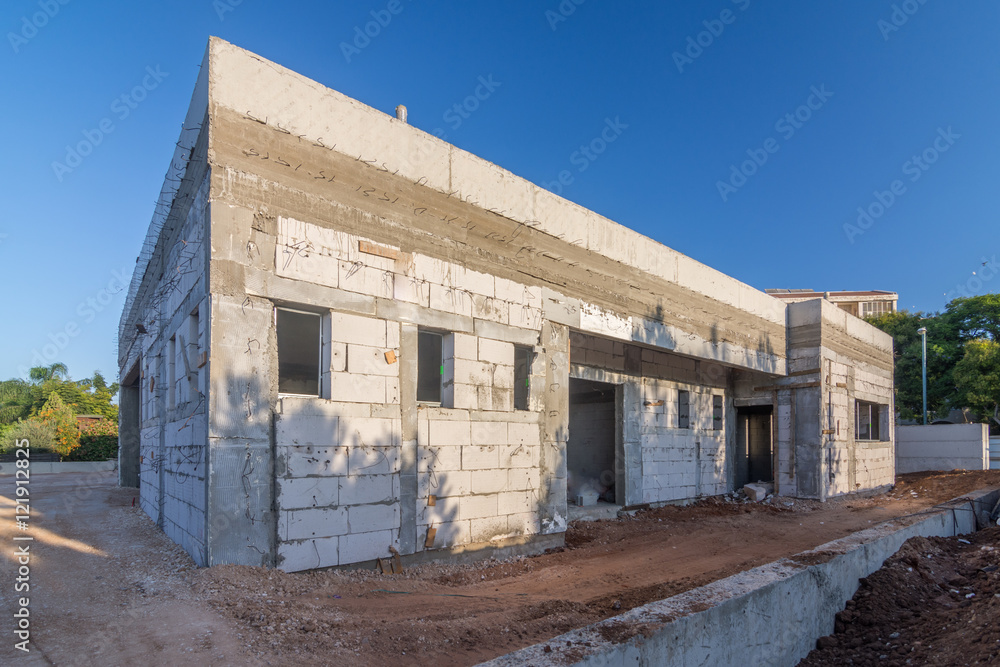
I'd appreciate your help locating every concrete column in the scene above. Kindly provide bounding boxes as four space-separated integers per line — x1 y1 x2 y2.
540 321 568 534
398 323 418 554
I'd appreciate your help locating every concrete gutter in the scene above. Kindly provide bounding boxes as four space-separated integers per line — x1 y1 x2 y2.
0 460 117 475
481 488 1000 667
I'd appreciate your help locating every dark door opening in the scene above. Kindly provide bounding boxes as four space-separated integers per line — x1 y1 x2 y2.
568 378 621 506
735 405 773 489
119 360 142 488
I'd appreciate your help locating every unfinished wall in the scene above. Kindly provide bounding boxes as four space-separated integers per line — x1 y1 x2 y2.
130 171 211 565
569 332 733 506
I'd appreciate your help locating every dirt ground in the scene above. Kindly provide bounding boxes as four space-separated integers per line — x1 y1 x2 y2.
3 470 1000 666
799 525 1000 666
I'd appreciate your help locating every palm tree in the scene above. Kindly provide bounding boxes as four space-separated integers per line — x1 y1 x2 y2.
29 363 68 383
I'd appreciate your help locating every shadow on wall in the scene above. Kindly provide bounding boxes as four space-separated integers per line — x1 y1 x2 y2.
635 303 779 376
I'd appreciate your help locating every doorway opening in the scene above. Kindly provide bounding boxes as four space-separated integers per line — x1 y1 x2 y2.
568 378 622 507
119 360 142 488
735 405 773 489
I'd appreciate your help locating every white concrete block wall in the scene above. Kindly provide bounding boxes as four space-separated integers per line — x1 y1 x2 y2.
417 408 544 550
277 217 544 333
131 173 210 566
275 367 403 571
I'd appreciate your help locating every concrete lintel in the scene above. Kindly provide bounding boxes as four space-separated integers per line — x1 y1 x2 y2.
243 265 377 315
473 318 541 346
376 298 474 334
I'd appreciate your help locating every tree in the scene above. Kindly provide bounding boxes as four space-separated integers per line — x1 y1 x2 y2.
868 293 1000 422
36 392 80 456
0 379 33 425
953 338 1000 423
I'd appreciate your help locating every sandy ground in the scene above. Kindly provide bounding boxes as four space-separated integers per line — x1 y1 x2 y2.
2 470 1000 666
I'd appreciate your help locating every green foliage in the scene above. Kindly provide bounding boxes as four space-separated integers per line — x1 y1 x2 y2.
953 339 1000 422
867 294 1000 422
0 379 33 425
62 434 118 462
1 419 57 453
37 392 80 456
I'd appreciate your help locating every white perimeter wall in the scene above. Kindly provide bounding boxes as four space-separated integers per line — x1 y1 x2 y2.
896 424 989 473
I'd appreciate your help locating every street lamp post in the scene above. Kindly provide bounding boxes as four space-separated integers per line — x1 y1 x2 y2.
917 327 928 425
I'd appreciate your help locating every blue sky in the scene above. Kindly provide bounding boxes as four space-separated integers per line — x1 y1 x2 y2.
1 0 997 382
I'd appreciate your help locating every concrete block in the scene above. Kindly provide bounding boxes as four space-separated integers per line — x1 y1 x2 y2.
508 468 541 491
744 482 774 502
340 529 395 564
338 474 395 505
418 495 461 524
429 420 471 447
470 516 508 543
277 536 339 572
348 503 400 533
470 469 508 494
386 321 400 349
330 372 385 403
460 494 499 521
497 490 533 515
275 415 340 447
277 477 339 509
454 358 493 386
349 446 400 476
449 333 479 361
427 519 471 549
393 275 430 307
500 444 539 469
495 277 542 308
462 445 499 470
508 422 541 447
279 445 349 477
479 338 515 365
506 512 540 536
471 421 507 446
281 506 348 541
339 260 393 299
341 417 399 449
472 295 509 325
418 445 463 473
430 283 473 317
420 469 472 498
330 311 387 347
347 344 399 377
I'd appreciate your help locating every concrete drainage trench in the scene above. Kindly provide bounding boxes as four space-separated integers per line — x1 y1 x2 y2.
482 487 1000 667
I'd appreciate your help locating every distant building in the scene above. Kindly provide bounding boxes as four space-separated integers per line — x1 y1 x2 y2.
766 289 898 319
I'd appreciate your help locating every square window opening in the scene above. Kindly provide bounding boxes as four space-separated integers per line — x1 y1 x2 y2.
277 308 321 396
855 400 881 441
